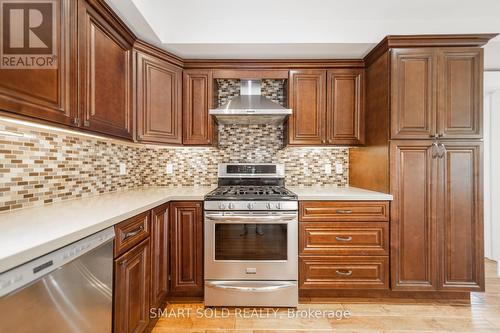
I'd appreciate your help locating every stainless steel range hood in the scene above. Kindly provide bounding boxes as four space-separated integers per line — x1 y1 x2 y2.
209 80 292 125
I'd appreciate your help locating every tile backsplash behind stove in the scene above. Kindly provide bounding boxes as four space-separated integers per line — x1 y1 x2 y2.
0 79 348 212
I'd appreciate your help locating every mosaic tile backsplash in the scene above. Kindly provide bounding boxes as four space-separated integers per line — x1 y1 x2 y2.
0 79 347 211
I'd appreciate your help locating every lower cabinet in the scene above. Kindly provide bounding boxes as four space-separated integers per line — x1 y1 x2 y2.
298 201 390 291
169 201 204 296
390 140 484 292
114 238 151 333
150 203 169 309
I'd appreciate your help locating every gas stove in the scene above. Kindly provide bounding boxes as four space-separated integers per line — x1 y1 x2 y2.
204 163 298 211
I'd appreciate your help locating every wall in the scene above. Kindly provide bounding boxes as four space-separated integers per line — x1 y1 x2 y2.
484 71 500 275
0 114 348 212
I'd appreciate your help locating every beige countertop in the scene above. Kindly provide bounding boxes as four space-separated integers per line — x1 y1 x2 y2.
0 184 391 273
287 185 393 201
0 186 214 273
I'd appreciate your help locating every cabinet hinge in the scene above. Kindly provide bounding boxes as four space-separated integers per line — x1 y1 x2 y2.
168 275 171 281
73 117 81 126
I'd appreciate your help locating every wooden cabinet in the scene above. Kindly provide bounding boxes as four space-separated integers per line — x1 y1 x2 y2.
300 256 389 290
78 0 134 139
114 238 150 333
326 69 365 145
298 201 390 291
0 0 77 126
150 203 169 309
288 68 364 146
391 47 483 140
390 141 438 290
114 211 150 257
288 70 326 145
437 48 482 139
391 49 436 139
390 140 484 292
136 51 182 144
169 201 203 296
183 70 214 145
438 141 483 291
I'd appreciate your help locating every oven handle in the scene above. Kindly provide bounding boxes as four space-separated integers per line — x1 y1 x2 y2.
205 214 297 223
205 281 296 293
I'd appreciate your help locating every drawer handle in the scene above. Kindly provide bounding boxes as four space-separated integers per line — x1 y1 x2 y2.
335 236 352 242
335 270 353 276
336 209 353 214
123 225 144 240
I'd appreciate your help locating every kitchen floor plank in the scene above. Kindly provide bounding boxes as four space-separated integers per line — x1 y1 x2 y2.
152 259 500 332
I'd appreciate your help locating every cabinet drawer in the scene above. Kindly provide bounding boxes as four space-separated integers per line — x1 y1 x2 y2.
299 201 389 222
299 222 388 256
114 211 150 257
299 256 389 289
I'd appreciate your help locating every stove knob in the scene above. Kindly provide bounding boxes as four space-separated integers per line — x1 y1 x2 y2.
247 202 255 210
276 202 282 209
228 203 235 210
218 203 226 210
266 203 273 210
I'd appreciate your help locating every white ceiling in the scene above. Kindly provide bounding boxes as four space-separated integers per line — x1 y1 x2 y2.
106 0 500 69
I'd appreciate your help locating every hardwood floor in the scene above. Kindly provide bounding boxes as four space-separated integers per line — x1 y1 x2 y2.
153 259 500 332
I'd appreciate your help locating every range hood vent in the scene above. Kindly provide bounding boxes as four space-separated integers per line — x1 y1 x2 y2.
209 80 292 125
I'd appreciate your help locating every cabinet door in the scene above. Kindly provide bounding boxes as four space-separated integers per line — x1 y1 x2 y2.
438 142 483 291
136 52 182 144
114 238 150 333
437 48 482 139
169 201 203 296
391 49 436 139
183 70 214 145
326 69 364 145
288 70 326 145
0 0 77 126
390 141 438 291
78 0 133 139
151 203 169 309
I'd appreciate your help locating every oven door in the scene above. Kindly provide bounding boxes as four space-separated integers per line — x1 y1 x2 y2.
204 211 298 280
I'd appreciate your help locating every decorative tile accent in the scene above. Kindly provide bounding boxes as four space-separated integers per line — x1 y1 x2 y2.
0 79 349 212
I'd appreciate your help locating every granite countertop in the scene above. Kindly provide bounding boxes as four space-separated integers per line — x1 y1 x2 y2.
287 185 393 201
0 186 214 273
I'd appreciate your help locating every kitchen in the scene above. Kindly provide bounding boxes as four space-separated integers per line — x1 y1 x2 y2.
0 0 499 332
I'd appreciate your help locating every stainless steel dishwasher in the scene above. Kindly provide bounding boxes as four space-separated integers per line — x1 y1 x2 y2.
0 227 115 333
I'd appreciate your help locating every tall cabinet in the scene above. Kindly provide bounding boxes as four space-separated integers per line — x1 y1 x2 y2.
350 35 494 295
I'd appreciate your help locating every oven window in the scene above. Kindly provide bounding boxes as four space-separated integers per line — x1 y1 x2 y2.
215 224 287 260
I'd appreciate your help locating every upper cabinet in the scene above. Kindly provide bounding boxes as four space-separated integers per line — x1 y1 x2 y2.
326 69 365 145
288 68 364 146
78 0 134 139
437 48 482 139
288 70 326 145
0 0 77 126
391 47 482 140
183 70 215 145
136 50 182 144
391 49 436 140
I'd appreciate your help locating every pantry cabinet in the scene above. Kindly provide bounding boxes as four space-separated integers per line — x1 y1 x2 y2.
391 47 482 140
390 140 483 292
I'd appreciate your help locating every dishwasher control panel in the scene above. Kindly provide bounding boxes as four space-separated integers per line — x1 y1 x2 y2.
0 227 115 297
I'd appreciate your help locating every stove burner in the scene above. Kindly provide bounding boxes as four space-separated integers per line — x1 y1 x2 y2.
205 186 297 201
